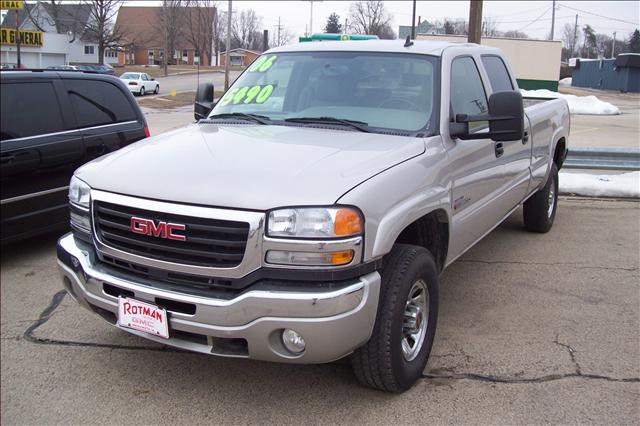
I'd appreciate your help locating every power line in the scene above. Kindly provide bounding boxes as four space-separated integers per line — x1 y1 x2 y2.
487 5 550 19
558 3 639 26
517 7 552 31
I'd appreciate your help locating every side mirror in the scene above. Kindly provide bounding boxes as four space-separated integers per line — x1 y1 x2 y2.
151 77 155 81
449 91 524 141
194 82 215 121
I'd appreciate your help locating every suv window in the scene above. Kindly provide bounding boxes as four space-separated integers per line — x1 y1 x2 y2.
0 82 65 140
65 79 136 128
450 57 488 131
481 56 514 92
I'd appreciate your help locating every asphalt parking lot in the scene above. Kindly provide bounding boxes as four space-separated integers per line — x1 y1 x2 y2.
1 197 638 424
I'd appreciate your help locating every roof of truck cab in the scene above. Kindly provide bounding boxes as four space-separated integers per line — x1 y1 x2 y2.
267 39 497 56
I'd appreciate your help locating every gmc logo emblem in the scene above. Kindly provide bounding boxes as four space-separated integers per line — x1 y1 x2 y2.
130 216 186 241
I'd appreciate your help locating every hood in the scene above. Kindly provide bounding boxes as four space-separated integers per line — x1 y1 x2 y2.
76 123 425 210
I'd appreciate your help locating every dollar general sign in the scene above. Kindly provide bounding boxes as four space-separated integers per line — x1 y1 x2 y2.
1 0 23 10
1 29 43 47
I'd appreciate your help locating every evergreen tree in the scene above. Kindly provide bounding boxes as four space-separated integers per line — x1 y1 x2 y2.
324 13 342 34
629 29 640 53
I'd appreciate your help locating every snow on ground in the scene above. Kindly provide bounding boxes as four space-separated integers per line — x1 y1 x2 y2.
559 171 639 198
559 77 572 87
521 88 620 115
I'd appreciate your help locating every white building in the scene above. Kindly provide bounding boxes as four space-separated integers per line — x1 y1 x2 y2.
1 2 118 67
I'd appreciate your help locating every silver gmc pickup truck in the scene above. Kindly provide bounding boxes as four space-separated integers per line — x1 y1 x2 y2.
57 40 569 392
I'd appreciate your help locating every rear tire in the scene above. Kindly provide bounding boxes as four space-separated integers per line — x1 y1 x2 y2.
523 163 558 233
352 244 439 393
139 86 145 96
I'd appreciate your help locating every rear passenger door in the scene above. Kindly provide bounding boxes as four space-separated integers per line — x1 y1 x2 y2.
480 55 531 206
61 78 146 161
0 79 85 241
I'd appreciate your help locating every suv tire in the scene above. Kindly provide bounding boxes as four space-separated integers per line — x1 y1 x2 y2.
523 163 558 233
352 244 439 392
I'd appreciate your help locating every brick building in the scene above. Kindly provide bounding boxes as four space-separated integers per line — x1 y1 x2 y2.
114 6 215 66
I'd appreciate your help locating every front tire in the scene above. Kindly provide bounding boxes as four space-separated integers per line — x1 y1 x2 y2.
352 244 439 393
139 86 145 96
523 163 558 233
154 84 159 94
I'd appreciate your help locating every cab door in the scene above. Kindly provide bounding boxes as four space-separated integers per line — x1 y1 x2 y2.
480 55 531 206
444 56 506 259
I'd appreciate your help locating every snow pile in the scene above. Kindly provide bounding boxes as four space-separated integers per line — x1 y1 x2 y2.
521 89 620 115
559 77 572 86
559 171 639 198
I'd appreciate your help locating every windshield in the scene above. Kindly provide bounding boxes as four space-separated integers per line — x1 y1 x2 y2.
209 51 438 134
121 73 139 80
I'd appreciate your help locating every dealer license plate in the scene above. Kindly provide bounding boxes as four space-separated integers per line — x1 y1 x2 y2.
117 297 169 339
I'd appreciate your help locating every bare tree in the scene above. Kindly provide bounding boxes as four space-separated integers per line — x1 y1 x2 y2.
561 22 579 56
271 25 294 47
443 19 455 35
348 0 393 38
157 0 185 75
81 0 124 65
481 17 499 37
231 9 262 50
502 30 529 39
184 0 216 66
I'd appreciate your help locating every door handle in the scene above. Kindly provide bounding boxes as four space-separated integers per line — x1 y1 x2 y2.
523 131 529 145
495 142 504 158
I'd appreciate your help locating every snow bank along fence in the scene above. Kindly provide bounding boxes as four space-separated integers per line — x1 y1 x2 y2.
565 147 640 171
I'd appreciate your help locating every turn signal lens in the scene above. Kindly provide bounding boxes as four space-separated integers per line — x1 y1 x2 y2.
334 208 363 236
331 250 354 265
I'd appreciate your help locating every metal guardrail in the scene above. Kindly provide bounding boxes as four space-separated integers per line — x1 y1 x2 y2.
564 147 640 171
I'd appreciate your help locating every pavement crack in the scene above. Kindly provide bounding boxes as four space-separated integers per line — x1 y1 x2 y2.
421 372 640 384
422 336 640 385
554 334 582 375
23 290 186 354
458 259 639 272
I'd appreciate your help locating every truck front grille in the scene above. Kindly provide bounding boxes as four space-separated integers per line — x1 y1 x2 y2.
93 201 250 268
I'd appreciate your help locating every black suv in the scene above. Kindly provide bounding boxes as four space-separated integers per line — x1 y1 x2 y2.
1 70 149 244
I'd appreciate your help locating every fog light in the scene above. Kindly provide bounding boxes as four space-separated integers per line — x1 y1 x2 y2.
282 329 306 354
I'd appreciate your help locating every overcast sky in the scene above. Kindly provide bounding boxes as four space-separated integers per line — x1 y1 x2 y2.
207 1 639 41
5 1 639 42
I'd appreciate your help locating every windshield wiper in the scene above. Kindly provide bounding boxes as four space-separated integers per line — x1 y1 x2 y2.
284 116 371 133
205 112 271 125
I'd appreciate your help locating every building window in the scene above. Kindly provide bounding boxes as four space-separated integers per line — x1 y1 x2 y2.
182 49 188 57
159 49 164 58
194 50 200 57
84 45 95 55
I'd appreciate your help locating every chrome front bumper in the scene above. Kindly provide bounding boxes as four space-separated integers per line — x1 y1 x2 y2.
57 234 381 363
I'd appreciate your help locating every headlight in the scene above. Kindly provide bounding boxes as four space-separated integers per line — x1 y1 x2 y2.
267 207 363 238
68 175 91 208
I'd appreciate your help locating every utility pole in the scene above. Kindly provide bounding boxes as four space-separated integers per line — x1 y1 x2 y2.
224 0 232 91
16 9 21 68
344 18 347 34
307 0 322 35
411 0 416 39
572 14 578 56
468 0 483 44
274 16 283 46
612 32 616 58
550 0 556 40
